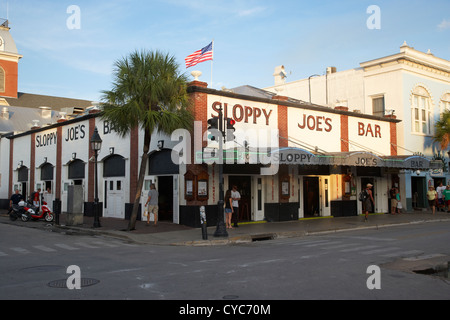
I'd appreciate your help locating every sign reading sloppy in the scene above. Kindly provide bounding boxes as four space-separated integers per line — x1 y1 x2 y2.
211 101 273 126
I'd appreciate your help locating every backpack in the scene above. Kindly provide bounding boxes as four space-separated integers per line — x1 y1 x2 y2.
359 189 368 202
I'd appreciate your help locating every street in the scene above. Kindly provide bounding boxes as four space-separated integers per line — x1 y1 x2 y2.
0 221 449 301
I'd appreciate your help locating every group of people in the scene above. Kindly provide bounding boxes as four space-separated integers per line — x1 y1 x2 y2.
427 182 450 215
224 185 241 229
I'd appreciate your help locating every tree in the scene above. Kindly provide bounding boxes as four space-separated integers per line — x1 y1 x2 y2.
101 50 193 230
433 110 450 150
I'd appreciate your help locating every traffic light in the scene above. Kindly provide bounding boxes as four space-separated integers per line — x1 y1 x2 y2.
226 118 236 142
207 117 219 141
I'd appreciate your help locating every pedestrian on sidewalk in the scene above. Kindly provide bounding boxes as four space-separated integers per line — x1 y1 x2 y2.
436 182 446 212
224 190 233 229
390 186 398 214
443 185 450 213
145 184 159 226
395 188 402 214
426 186 437 215
362 183 374 221
231 185 241 228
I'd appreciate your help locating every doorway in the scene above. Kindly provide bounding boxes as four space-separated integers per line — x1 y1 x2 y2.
228 176 252 221
158 176 173 221
303 177 319 217
411 176 426 209
104 178 125 218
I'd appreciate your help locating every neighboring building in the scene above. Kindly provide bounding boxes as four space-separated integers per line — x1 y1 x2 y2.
265 43 450 211
0 20 94 208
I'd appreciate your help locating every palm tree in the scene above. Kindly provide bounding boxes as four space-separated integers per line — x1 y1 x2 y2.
101 50 193 230
433 110 450 151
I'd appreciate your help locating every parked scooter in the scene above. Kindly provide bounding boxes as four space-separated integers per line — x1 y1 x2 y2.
9 200 32 222
29 200 55 222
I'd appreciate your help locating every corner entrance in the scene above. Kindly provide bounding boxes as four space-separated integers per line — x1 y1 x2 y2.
303 177 319 217
228 176 252 222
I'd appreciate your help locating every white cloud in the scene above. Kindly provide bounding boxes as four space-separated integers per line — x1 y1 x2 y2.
438 19 450 30
237 6 267 17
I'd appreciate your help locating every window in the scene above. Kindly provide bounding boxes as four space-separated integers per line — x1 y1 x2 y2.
441 93 450 112
0 67 5 92
372 96 385 117
411 86 432 135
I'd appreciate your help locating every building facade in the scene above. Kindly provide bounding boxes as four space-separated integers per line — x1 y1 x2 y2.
1 79 440 227
265 43 450 211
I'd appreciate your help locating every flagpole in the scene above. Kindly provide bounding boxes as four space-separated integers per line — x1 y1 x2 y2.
211 40 214 88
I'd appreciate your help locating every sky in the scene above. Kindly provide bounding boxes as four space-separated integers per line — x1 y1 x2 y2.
2 0 450 103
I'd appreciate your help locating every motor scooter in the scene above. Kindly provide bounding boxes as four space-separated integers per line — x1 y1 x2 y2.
9 200 32 222
29 200 55 222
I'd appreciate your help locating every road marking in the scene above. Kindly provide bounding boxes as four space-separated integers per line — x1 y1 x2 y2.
74 242 100 249
380 250 423 258
320 243 359 250
54 243 79 251
403 253 445 261
11 247 30 254
361 247 401 255
304 240 336 247
340 245 379 253
91 241 118 247
0 251 8 257
33 245 57 252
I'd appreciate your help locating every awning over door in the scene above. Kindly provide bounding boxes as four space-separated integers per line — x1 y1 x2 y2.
272 148 442 170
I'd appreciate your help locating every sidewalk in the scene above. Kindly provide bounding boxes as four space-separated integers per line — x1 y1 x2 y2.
1 209 450 246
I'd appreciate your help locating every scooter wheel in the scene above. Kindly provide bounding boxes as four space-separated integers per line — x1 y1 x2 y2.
21 213 31 222
9 213 17 221
44 213 54 222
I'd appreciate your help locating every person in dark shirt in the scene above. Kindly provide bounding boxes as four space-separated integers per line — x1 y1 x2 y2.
8 189 24 214
10 189 24 207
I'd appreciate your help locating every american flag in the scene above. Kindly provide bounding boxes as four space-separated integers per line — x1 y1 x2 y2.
185 42 213 68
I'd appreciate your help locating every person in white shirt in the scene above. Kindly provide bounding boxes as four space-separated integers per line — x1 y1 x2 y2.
436 182 446 212
231 185 241 228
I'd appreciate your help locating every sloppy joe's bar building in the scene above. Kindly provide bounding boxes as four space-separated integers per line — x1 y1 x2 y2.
1 80 441 227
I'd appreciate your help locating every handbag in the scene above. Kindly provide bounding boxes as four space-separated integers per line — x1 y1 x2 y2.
143 209 148 217
397 202 402 209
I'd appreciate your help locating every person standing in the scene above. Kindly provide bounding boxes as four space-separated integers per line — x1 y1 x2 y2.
390 186 398 215
224 190 234 229
32 188 41 211
436 182 446 212
426 186 437 215
231 185 241 228
395 188 402 214
363 183 374 222
443 185 450 212
145 184 159 226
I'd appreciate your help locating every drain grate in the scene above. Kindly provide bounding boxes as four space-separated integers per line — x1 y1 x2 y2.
251 234 274 242
48 278 100 288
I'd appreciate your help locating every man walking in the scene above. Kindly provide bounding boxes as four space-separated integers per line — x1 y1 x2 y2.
145 184 159 226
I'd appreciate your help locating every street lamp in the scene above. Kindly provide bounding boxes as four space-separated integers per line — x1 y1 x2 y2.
90 127 102 228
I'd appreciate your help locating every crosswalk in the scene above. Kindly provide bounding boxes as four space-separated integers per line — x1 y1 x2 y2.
0 239 137 258
250 237 444 262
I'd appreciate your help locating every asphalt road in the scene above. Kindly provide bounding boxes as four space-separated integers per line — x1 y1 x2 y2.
0 221 449 301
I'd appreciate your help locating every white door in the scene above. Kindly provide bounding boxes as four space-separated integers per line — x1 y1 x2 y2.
320 176 331 217
104 178 125 218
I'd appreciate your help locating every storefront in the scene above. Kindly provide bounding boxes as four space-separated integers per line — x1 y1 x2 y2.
1 80 441 227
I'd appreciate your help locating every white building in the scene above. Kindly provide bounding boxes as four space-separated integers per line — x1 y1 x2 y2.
265 43 450 211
